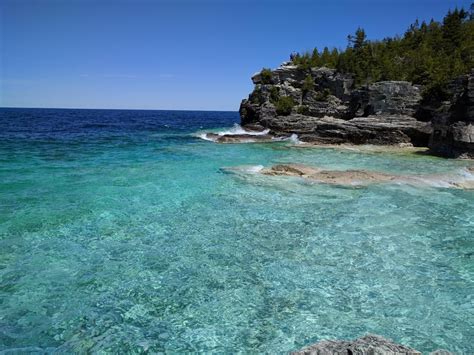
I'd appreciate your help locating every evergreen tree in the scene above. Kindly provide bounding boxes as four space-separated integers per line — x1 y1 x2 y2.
311 48 321 67
320 47 332 67
292 4 474 93
348 27 367 49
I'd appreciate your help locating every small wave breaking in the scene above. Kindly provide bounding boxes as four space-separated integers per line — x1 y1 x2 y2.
215 124 270 136
221 165 265 174
288 133 301 144
195 124 270 142
194 124 308 145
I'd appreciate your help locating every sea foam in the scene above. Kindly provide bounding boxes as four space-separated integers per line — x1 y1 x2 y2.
195 123 270 142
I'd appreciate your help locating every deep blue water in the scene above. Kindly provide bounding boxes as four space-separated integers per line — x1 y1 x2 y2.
0 108 473 353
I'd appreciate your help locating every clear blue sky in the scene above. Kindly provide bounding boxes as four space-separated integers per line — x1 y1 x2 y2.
1 0 471 111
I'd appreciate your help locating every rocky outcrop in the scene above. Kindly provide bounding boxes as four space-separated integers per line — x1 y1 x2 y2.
259 115 431 146
240 63 474 157
240 66 355 124
429 69 474 158
292 334 453 355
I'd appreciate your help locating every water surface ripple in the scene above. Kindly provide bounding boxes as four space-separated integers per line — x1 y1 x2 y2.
0 108 473 353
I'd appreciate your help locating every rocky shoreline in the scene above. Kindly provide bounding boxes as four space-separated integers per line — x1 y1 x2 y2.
237 64 473 158
205 61 474 355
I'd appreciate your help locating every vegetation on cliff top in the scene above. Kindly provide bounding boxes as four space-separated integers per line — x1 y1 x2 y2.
291 5 474 94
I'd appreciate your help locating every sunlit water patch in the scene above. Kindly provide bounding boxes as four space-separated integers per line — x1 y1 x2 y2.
0 108 473 353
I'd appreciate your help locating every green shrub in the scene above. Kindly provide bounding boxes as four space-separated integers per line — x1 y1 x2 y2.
260 68 273 84
297 61 311 71
293 52 312 70
275 96 295 116
302 75 314 93
315 88 331 101
269 87 280 103
421 82 451 104
297 105 310 115
250 88 264 105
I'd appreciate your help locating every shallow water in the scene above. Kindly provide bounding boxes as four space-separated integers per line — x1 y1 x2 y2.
0 108 473 353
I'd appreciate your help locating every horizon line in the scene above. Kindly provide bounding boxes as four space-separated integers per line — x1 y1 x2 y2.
0 106 238 113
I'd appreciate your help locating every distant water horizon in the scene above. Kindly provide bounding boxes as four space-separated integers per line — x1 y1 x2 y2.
0 106 238 113
0 108 473 353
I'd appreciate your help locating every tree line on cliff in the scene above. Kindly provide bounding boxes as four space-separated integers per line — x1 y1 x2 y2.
290 5 474 98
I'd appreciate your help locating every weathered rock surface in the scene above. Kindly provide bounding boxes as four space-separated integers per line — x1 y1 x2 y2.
240 62 474 157
260 114 431 146
351 81 422 117
429 69 474 158
241 66 355 124
292 334 422 355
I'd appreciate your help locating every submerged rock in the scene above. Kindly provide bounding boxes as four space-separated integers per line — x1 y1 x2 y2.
262 164 395 186
259 163 474 189
292 334 421 355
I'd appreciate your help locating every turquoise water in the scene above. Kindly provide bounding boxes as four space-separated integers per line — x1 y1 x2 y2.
0 108 473 353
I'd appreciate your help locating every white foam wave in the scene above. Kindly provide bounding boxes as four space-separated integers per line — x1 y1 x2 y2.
245 165 265 173
195 124 270 142
271 133 302 144
196 133 215 142
221 165 264 174
288 133 301 144
216 123 270 136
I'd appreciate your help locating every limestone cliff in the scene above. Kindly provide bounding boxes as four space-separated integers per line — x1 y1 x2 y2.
429 69 474 158
239 63 474 158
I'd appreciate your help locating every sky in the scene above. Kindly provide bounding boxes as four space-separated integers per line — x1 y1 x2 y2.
1 0 472 111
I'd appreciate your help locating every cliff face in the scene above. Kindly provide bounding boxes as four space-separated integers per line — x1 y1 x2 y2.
429 69 474 158
239 63 474 158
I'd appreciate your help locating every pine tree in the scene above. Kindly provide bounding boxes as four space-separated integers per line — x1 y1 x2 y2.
311 48 321 67
348 27 367 50
320 47 332 67
292 5 473 90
